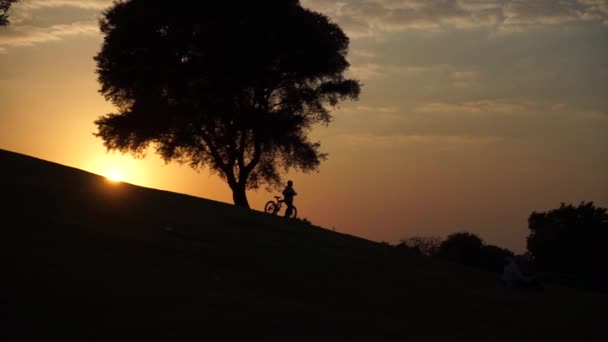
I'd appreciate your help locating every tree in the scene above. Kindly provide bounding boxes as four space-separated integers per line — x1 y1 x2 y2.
437 232 484 267
94 0 360 208
436 232 514 273
527 201 608 273
397 236 441 256
478 244 513 273
0 0 19 26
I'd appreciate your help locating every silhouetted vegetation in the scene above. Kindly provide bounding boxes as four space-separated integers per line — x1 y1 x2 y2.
296 217 314 226
93 0 360 208
478 244 515 274
437 232 485 267
399 232 514 273
397 201 608 291
0 0 19 26
527 202 608 285
397 236 441 256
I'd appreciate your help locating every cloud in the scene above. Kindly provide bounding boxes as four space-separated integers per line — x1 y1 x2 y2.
551 103 567 111
16 0 112 11
301 0 608 38
499 0 588 32
347 62 385 80
351 48 380 60
0 1 110 52
347 61 449 81
578 0 608 15
450 70 478 88
0 21 98 49
354 105 400 113
336 132 502 148
415 99 531 115
415 100 608 122
575 110 608 120
334 104 405 128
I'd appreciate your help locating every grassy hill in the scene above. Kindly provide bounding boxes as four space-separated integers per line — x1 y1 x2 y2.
1 148 605 341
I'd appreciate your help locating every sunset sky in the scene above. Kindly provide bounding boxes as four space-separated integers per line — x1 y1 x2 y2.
1 0 607 252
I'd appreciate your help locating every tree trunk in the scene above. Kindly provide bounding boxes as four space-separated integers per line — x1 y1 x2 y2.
231 183 250 208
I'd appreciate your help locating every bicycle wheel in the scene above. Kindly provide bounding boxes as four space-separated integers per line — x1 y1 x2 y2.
286 206 297 219
264 201 278 215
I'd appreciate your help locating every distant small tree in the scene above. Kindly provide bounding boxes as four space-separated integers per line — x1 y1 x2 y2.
397 236 442 256
437 232 483 267
0 0 19 26
296 217 313 226
399 232 514 273
527 201 608 273
94 0 360 208
478 244 514 273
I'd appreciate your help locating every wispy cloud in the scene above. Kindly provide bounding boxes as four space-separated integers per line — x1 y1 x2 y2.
17 0 112 11
7 0 604 53
347 61 479 86
336 132 502 148
0 21 98 49
351 48 380 60
347 62 385 80
347 61 450 81
302 0 608 38
575 110 608 120
415 99 532 115
0 1 109 53
354 105 400 113
450 70 479 88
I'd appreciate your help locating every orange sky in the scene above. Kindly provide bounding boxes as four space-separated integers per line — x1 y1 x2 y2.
1 0 607 253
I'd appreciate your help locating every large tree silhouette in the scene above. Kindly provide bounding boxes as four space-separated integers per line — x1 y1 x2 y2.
527 201 608 273
94 0 360 208
0 0 19 26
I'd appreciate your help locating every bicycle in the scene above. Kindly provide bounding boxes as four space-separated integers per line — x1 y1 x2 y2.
264 196 297 218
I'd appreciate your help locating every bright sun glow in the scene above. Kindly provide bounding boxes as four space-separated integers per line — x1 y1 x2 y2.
106 170 124 182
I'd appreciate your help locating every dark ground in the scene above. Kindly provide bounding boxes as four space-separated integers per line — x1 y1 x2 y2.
1 148 605 341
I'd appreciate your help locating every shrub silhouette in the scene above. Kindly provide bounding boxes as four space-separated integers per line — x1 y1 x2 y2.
437 232 484 267
396 236 441 256
478 244 514 273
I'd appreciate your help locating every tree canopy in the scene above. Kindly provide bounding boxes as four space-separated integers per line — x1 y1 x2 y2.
397 236 441 256
94 0 360 207
398 232 513 273
527 201 608 273
0 0 19 26
437 232 484 267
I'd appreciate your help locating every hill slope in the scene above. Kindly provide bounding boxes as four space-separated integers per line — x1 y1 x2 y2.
0 148 605 341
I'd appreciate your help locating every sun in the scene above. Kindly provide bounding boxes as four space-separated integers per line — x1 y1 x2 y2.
106 170 124 182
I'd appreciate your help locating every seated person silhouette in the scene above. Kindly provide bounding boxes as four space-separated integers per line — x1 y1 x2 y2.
282 180 297 217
